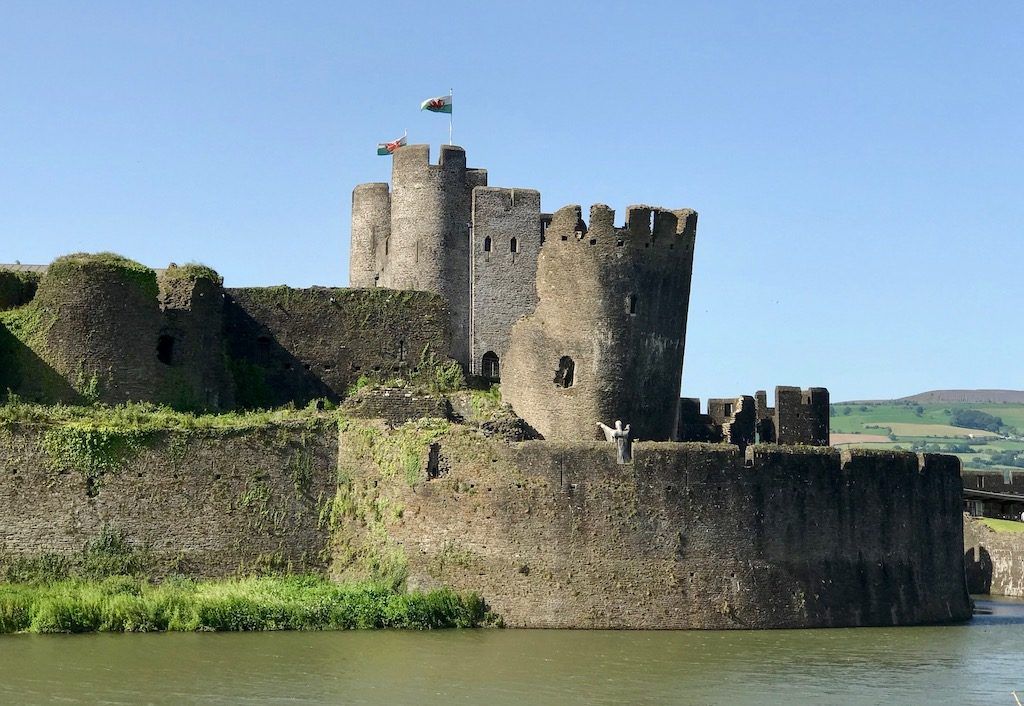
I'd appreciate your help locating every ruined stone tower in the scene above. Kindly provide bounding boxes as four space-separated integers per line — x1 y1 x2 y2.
349 145 487 366
501 204 698 441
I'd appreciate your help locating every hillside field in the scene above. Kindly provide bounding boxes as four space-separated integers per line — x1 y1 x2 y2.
829 400 1024 473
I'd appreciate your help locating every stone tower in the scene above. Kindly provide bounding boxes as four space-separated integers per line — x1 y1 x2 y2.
31 254 164 404
349 144 488 366
469 187 542 379
502 204 698 441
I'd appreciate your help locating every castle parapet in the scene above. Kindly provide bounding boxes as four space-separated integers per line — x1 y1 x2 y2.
502 202 698 441
678 386 830 447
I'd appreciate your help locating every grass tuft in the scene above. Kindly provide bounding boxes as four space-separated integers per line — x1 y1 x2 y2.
0 576 488 634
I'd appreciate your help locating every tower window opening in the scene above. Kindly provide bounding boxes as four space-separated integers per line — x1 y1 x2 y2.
510 237 519 253
483 236 492 252
156 335 175 365
398 339 406 361
627 294 637 315
384 237 389 256
482 351 500 380
723 403 733 417
256 335 273 364
554 356 575 388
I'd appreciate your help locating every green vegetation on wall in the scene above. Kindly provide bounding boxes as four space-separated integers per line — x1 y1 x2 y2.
326 416 452 588
0 269 40 310
0 301 68 402
45 252 159 300
161 262 223 286
345 345 465 398
1 526 154 585
227 356 274 410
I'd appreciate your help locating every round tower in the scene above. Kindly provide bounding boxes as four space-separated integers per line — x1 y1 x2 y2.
157 264 234 411
349 182 390 287
33 253 164 404
379 144 487 367
502 204 698 441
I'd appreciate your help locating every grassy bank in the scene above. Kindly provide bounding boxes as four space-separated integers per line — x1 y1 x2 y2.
978 518 1024 533
0 575 488 634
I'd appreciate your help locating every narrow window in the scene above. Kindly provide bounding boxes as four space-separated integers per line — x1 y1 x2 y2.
483 236 492 252
627 294 637 315
554 356 575 388
384 237 389 256
723 403 733 417
256 335 273 364
156 335 175 365
510 237 519 253
482 351 499 380
398 339 406 361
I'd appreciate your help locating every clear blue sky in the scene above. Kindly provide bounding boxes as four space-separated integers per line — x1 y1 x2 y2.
1 1 1020 401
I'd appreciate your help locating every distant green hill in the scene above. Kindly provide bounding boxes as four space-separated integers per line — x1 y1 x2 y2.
829 399 1024 473
897 389 1024 404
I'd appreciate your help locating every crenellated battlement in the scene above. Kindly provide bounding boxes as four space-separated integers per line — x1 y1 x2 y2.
680 386 830 446
542 204 697 258
391 144 487 185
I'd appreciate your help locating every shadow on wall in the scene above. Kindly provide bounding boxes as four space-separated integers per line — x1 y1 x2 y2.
0 324 78 403
223 302 335 409
964 545 993 594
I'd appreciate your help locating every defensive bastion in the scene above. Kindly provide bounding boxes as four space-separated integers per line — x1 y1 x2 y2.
0 412 969 629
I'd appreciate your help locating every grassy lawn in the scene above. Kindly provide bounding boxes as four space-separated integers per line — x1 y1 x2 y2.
870 422 998 438
978 517 1024 533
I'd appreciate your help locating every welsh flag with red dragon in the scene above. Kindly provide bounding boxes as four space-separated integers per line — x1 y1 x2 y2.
376 135 407 156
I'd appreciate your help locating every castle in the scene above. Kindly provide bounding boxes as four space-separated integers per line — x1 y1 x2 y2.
348 144 829 444
0 144 971 629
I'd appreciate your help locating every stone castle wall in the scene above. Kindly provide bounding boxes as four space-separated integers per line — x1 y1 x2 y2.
0 416 971 628
0 422 337 577
157 270 234 411
223 287 452 408
361 436 969 628
502 204 698 441
775 386 830 445
963 515 1024 597
469 187 541 378
678 387 829 446
0 256 455 411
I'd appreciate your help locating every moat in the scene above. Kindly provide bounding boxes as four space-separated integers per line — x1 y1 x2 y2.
0 598 1020 705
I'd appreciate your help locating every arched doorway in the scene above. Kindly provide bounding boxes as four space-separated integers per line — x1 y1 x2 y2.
482 351 500 381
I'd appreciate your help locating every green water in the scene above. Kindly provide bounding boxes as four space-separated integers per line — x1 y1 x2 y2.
0 598 1022 705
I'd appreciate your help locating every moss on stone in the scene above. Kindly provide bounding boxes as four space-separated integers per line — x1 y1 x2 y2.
0 302 67 402
45 252 159 300
226 356 274 410
161 262 223 286
0 270 40 310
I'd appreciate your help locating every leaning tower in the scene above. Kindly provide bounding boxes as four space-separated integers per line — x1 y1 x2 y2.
501 203 698 441
349 144 487 366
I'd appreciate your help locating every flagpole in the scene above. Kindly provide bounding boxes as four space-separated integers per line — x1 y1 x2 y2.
449 88 453 145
